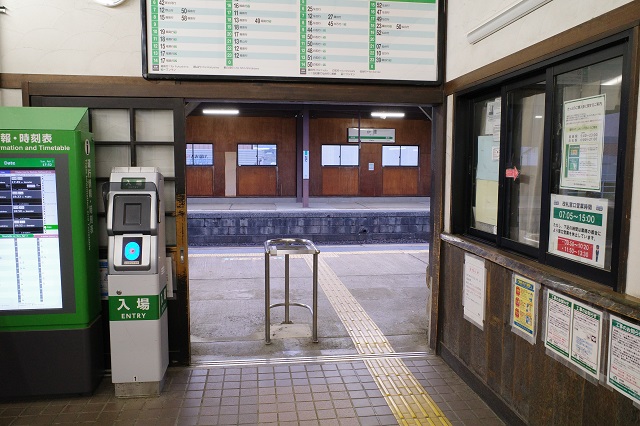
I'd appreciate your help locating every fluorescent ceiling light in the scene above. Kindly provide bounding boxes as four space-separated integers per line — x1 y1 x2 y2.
202 109 240 115
467 0 552 45
371 112 405 119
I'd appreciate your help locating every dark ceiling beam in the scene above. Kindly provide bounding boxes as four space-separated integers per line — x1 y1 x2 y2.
12 75 444 106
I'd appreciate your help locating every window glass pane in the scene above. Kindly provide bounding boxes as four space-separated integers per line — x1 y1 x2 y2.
238 144 257 165
95 145 130 179
382 146 400 166
504 82 545 248
400 146 419 166
192 143 213 166
257 144 277 165
164 181 176 211
136 145 175 177
549 56 623 271
471 97 501 234
322 145 341 166
186 144 194 166
135 110 174 142
91 109 130 141
341 145 359 166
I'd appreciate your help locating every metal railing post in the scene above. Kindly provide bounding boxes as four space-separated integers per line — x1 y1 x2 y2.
264 238 320 345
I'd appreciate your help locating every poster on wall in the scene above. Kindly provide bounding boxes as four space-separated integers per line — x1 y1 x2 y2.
548 194 608 269
463 253 485 330
560 94 605 191
607 315 640 405
511 274 538 344
544 290 603 379
570 300 603 379
545 290 572 358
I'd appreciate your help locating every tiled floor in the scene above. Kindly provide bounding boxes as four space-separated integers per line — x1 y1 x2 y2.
0 352 503 425
0 246 505 425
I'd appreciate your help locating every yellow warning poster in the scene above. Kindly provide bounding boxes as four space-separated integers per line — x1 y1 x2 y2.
512 275 537 340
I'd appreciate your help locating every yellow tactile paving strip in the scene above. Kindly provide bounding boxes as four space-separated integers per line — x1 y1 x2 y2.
192 249 448 424
302 253 451 426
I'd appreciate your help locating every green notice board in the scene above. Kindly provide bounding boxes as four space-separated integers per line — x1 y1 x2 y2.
0 107 99 330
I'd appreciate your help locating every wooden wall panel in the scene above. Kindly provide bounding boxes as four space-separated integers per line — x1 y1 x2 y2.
382 168 419 195
186 116 296 197
359 143 381 196
439 242 640 425
237 167 277 196
310 117 431 196
321 167 358 196
186 167 214 196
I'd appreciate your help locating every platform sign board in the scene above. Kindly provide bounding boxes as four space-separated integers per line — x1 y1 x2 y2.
348 128 396 143
608 315 640 405
142 0 440 84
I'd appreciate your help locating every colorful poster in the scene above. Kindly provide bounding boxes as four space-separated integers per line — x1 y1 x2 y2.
607 316 640 405
560 94 605 191
463 253 485 329
512 274 537 341
548 194 608 269
545 290 572 358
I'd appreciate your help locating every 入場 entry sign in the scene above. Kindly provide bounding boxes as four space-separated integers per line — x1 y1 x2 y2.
548 194 608 269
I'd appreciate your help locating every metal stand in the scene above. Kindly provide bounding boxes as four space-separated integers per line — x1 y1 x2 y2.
264 238 319 344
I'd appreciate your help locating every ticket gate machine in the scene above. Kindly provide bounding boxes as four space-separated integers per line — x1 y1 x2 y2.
105 167 169 397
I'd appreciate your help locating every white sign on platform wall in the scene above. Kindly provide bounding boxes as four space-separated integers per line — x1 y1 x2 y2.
347 128 396 143
548 194 608 269
560 94 605 191
463 253 485 330
608 315 640 405
303 150 310 179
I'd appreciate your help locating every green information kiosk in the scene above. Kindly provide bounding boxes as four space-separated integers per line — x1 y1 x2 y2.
0 107 102 397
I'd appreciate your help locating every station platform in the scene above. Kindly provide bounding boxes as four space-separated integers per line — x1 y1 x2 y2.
187 197 431 246
0 244 506 425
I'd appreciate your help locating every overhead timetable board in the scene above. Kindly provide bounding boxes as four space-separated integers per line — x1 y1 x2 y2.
142 0 440 84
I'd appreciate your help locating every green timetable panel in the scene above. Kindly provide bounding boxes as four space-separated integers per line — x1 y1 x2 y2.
143 0 439 83
0 158 62 311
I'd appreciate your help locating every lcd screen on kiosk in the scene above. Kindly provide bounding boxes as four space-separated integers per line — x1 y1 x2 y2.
0 158 64 312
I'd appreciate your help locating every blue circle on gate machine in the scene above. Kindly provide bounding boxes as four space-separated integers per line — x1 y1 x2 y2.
124 241 141 261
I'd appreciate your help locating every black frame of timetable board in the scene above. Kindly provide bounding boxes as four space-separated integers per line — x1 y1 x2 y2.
0 155 76 316
141 0 443 85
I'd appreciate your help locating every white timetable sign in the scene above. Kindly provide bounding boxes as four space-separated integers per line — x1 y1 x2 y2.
143 0 439 84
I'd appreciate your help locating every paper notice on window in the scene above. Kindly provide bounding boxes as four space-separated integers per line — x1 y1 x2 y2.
548 194 608 269
560 94 605 191
463 254 486 330
545 290 572 358
607 316 640 405
570 301 602 379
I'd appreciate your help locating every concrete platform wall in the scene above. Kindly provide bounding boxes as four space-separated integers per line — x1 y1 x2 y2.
187 211 430 245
